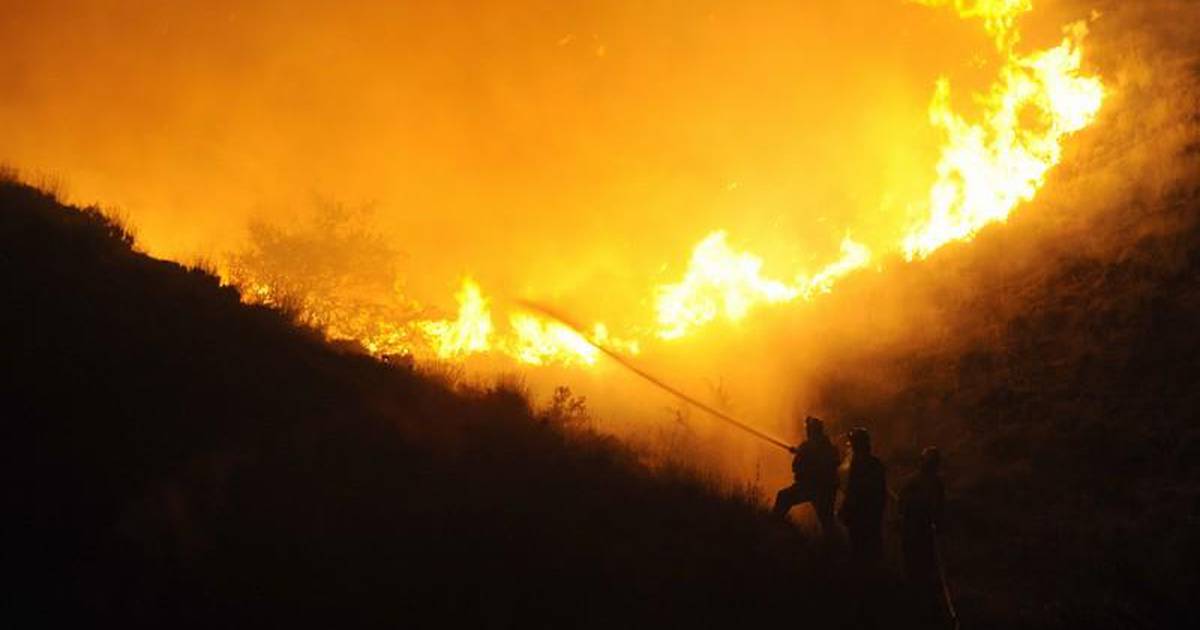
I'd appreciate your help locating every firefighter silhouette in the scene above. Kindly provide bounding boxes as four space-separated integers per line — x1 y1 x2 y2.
773 416 840 537
839 427 886 564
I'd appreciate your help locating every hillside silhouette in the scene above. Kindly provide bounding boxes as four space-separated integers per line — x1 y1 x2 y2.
7 142 1199 627
1 176 902 626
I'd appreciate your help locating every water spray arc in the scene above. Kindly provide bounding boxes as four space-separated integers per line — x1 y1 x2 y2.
518 300 794 452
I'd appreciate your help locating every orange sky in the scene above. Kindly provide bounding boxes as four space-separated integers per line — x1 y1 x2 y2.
1 0 1011 314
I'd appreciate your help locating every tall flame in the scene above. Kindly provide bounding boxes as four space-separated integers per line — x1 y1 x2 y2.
650 0 1104 337
418 278 494 359
903 4 1105 258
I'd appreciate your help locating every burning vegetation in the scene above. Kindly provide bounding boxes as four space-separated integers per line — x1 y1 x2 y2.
216 0 1106 369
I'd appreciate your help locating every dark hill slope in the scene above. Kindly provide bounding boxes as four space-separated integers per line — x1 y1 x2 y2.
0 179 862 627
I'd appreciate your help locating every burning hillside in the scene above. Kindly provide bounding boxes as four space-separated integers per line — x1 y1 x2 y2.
207 0 1108 369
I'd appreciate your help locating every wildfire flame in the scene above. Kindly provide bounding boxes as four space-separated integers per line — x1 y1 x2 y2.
903 2 1105 258
653 232 873 340
650 0 1103 336
415 278 621 366
230 0 1104 369
655 231 802 340
418 278 494 359
507 313 600 367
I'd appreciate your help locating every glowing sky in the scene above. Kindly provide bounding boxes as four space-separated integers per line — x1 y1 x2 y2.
1 0 990 313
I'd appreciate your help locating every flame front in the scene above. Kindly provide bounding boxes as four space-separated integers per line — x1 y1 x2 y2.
507 314 599 366
655 231 801 340
650 0 1104 336
226 0 1105 369
902 4 1105 258
417 278 620 366
419 279 494 359
653 232 874 339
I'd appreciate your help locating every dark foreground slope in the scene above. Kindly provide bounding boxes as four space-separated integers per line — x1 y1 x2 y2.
0 178 866 627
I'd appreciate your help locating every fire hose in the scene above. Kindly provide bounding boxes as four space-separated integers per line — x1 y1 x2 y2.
517 300 794 452
525 301 963 627
529 301 967 627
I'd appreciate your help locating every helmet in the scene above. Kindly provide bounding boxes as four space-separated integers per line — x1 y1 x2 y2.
848 427 871 452
920 446 941 473
804 415 825 437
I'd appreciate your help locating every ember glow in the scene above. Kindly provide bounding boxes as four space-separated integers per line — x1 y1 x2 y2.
1 0 1107 369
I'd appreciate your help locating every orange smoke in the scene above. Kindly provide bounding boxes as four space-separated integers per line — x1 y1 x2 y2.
1 0 1107 370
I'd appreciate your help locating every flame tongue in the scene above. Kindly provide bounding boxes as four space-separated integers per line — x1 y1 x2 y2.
418 279 494 359
654 231 800 341
903 5 1105 259
653 233 874 340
